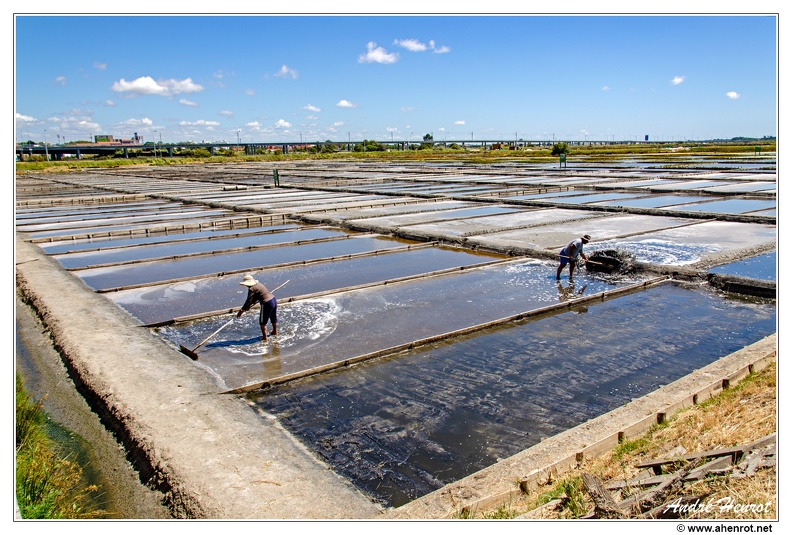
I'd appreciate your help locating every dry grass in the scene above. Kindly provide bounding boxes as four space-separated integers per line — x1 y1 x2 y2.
470 361 777 520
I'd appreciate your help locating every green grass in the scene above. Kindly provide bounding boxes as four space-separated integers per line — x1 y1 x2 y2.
15 374 104 519
16 141 776 174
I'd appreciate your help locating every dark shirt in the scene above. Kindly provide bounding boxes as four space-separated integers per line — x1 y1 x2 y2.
241 283 275 311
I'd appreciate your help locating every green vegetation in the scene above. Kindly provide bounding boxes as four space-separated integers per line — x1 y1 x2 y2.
15 374 104 519
551 142 570 155
15 140 776 174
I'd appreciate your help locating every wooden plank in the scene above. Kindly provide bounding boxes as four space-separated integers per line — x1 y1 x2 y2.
605 469 669 490
635 433 776 470
582 473 629 519
683 455 733 481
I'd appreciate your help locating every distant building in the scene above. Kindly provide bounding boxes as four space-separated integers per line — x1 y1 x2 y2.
93 133 142 145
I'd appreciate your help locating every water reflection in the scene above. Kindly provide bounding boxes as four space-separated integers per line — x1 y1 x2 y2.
709 252 777 282
247 283 776 507
556 280 587 302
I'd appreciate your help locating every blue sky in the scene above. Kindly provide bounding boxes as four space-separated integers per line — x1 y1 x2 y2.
14 11 779 145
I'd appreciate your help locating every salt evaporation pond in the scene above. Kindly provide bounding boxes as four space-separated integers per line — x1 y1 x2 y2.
38 224 299 254
246 282 775 507
53 227 351 269
114 246 506 325
75 235 413 290
155 260 633 391
661 198 776 214
709 252 777 282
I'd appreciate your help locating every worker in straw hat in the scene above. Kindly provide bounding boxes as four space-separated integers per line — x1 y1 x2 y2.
237 274 278 341
556 234 591 281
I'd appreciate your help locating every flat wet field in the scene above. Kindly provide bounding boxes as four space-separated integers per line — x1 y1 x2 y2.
15 157 776 515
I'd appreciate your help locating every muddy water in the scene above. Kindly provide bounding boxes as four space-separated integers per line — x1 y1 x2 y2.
15 303 171 518
246 283 776 507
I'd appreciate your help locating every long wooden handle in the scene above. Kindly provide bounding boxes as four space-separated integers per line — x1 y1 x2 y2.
193 317 236 350
561 254 603 266
271 280 290 292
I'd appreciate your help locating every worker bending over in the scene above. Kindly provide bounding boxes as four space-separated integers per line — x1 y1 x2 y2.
556 234 591 280
237 274 278 341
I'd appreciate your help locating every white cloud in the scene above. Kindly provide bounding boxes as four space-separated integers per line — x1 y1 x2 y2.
601 85 610 91
103 100 115 106
275 119 292 128
16 112 37 123
245 89 255 96
358 42 399 64
393 38 450 55
111 76 204 96
394 38 427 52
179 98 198 107
93 62 107 71
454 120 466 125
726 91 741 99
401 106 415 112
219 110 234 117
336 100 358 108
333 121 344 127
275 64 299 79
671 75 686 85
303 104 321 112
247 121 261 128
55 76 67 86
69 119 103 132
121 117 154 126
178 119 220 126
48 111 101 130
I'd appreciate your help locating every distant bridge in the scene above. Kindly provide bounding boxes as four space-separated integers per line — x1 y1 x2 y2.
16 138 681 161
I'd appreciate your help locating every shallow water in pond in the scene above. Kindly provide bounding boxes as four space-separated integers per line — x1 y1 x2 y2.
709 252 777 281
16 208 230 234
246 283 775 507
155 260 630 390
54 227 351 268
661 198 776 214
594 195 704 208
75 235 412 290
114 246 505 325
39 224 299 254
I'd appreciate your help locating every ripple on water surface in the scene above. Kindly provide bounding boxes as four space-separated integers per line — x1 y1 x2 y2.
247 282 776 507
